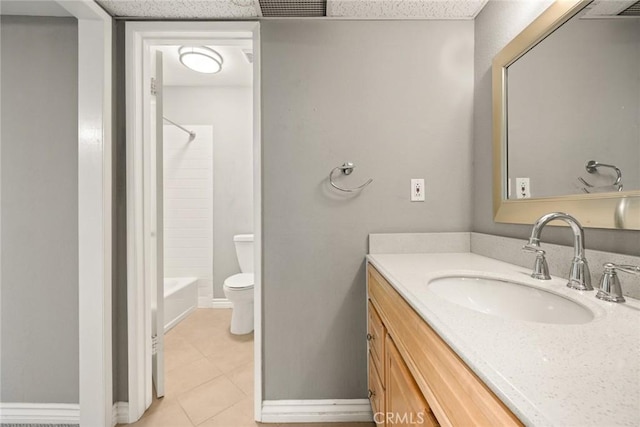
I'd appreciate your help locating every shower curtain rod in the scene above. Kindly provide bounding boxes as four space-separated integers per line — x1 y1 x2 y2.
163 116 196 139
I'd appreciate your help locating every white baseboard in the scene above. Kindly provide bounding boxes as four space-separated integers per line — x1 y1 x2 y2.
261 399 373 423
198 295 213 308
164 306 197 333
211 298 233 309
112 401 129 426
0 402 80 424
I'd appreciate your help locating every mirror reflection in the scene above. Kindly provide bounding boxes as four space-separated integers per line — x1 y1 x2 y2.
506 6 640 199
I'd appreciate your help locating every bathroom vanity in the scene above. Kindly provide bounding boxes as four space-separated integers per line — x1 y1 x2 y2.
366 252 640 426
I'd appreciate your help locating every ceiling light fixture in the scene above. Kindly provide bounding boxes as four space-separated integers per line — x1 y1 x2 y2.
178 46 223 74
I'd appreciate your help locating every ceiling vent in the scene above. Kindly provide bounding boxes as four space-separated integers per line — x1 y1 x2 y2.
619 0 640 15
258 0 326 17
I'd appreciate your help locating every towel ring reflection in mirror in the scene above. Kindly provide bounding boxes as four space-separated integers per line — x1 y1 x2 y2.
329 162 373 193
578 160 623 193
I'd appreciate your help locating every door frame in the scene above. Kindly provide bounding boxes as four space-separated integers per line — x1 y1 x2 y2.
55 1 113 426
125 21 262 423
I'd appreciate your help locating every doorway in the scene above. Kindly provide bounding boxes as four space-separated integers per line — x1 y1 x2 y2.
125 22 262 424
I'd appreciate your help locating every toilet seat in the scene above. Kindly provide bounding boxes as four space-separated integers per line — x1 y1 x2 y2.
224 273 254 290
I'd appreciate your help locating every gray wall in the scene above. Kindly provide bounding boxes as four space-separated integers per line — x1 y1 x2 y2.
508 16 640 197
473 0 640 256
163 86 253 299
262 20 474 399
0 16 79 403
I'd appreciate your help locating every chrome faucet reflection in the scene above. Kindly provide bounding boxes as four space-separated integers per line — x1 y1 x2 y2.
522 212 593 291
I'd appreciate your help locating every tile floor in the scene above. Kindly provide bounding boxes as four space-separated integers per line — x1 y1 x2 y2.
121 308 374 427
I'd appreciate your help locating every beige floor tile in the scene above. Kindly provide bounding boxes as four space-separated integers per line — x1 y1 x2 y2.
145 393 181 416
206 339 254 373
281 424 375 427
123 401 193 427
195 331 253 358
197 396 263 427
226 361 254 396
178 375 247 425
178 324 223 345
173 309 232 336
166 356 224 397
129 308 254 426
165 334 205 372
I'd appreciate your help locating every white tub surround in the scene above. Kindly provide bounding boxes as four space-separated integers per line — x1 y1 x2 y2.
164 277 198 332
367 251 639 426
163 125 214 308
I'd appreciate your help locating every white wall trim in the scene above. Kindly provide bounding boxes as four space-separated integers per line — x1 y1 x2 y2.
199 296 214 308
261 399 373 423
211 298 233 308
125 21 262 424
164 306 197 333
54 1 113 426
0 403 80 424
251 23 263 423
112 401 129 426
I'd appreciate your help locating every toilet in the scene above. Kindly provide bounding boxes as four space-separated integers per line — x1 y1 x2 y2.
223 234 254 335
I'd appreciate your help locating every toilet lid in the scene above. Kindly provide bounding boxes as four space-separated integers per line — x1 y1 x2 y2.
224 273 254 289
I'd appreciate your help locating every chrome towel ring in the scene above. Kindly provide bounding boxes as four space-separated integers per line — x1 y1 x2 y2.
578 160 623 193
329 162 373 193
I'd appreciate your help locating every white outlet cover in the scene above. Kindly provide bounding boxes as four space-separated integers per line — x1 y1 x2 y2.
516 177 530 199
411 178 425 202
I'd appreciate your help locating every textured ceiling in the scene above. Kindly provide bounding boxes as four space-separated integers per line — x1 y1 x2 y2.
96 0 258 18
95 0 487 19
328 0 486 19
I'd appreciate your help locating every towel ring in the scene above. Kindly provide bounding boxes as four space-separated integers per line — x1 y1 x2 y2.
578 160 623 193
329 162 373 193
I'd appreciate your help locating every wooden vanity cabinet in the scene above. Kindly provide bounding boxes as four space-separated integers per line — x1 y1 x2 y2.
386 335 439 427
367 300 386 426
367 263 522 427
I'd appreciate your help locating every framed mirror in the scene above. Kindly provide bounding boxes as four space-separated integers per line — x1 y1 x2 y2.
493 0 640 230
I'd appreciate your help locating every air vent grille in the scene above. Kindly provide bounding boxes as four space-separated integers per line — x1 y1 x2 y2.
258 0 326 17
619 1 640 16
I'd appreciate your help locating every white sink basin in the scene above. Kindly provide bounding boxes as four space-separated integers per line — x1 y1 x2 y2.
428 276 594 325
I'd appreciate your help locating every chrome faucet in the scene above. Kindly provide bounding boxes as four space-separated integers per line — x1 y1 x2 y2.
596 263 640 303
522 212 593 291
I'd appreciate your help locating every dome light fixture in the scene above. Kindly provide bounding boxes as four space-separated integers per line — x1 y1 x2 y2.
178 46 223 74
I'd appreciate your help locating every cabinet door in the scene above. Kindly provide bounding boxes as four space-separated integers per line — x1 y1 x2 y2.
385 335 438 427
369 352 385 427
368 300 385 376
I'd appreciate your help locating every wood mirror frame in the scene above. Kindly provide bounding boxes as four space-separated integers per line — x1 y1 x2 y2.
492 0 640 230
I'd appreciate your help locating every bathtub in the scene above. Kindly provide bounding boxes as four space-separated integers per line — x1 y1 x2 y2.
164 277 198 333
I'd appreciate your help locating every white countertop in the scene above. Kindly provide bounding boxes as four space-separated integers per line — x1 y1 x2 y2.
367 252 640 427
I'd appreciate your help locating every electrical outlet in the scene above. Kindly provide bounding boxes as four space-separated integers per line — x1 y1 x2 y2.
411 179 425 202
516 177 531 199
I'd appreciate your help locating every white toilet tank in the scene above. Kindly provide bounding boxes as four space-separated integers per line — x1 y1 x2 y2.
233 234 254 273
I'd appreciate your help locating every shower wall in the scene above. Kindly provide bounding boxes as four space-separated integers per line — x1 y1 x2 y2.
164 87 253 300
164 125 214 306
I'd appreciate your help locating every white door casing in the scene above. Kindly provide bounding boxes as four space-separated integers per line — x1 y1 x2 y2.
54 1 113 426
150 50 165 399
125 22 262 423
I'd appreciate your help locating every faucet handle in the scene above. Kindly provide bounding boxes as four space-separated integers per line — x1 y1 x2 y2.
596 263 640 303
607 264 640 276
522 245 551 280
